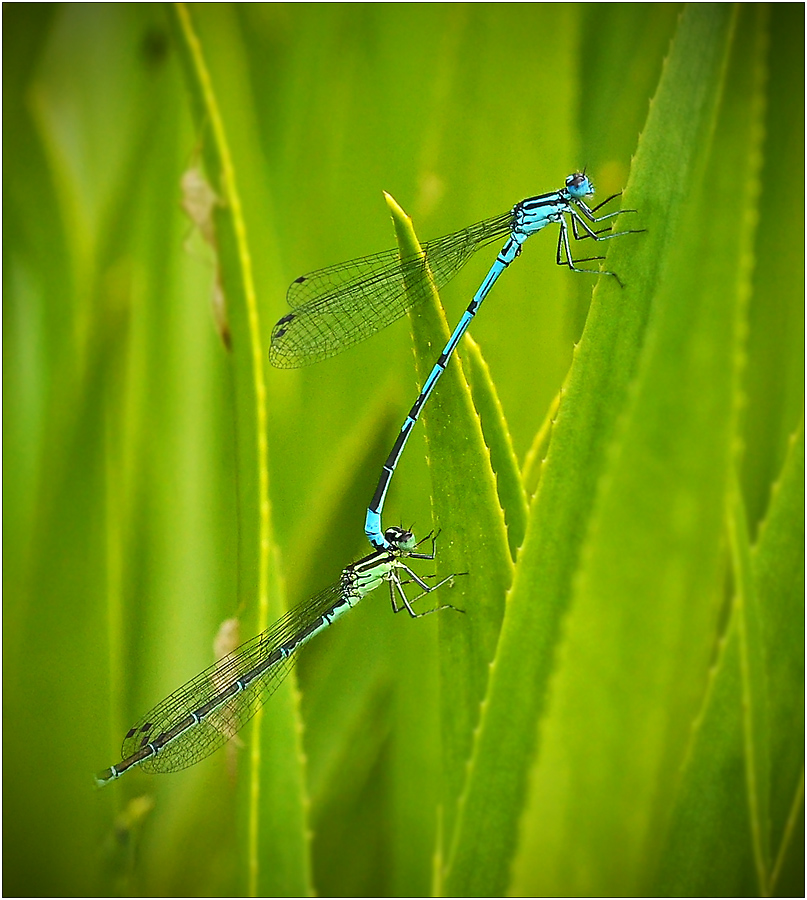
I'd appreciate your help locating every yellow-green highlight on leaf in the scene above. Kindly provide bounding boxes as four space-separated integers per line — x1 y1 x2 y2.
740 4 805 535
653 559 758 896
770 771 805 899
752 419 805 897
172 5 310 896
462 334 528 559
521 388 561 498
730 470 772 892
656 418 803 898
383 192 513 864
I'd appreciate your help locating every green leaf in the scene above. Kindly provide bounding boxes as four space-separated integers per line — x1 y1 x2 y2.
653 468 769 897
444 6 750 895
170 6 310 896
654 586 759 896
732 471 773 893
512 6 769 896
521 388 561 498
754 420 805 897
462 334 529 558
740 5 805 533
384 193 513 861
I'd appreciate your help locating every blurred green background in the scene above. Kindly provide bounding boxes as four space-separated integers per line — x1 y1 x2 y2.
3 4 803 897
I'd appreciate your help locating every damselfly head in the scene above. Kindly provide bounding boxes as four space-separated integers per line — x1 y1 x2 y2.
385 526 416 551
565 171 595 198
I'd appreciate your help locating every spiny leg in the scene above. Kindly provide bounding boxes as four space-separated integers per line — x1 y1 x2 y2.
570 206 642 242
397 562 459 600
556 217 623 285
570 218 616 241
388 566 463 617
408 529 439 562
590 191 624 214
577 192 638 222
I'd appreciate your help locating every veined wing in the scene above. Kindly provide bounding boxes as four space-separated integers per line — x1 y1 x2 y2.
270 212 512 368
121 577 352 774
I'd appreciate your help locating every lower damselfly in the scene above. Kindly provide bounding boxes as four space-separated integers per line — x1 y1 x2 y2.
96 527 457 785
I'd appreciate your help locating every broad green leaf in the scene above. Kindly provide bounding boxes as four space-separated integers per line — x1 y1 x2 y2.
513 6 768 896
443 6 743 895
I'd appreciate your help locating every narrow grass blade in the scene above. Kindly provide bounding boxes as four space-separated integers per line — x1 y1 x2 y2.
462 334 529 559
171 6 310 896
385 193 513 862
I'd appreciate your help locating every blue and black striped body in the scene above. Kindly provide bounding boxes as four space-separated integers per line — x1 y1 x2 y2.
270 173 639 550
365 174 615 548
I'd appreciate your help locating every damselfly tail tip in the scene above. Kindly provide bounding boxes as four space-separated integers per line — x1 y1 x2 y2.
94 766 117 789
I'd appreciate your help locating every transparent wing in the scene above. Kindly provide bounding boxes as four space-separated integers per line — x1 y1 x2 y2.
120 578 350 774
139 653 297 773
270 212 513 368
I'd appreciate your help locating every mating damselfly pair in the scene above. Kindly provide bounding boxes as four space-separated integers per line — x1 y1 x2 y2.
97 172 640 784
